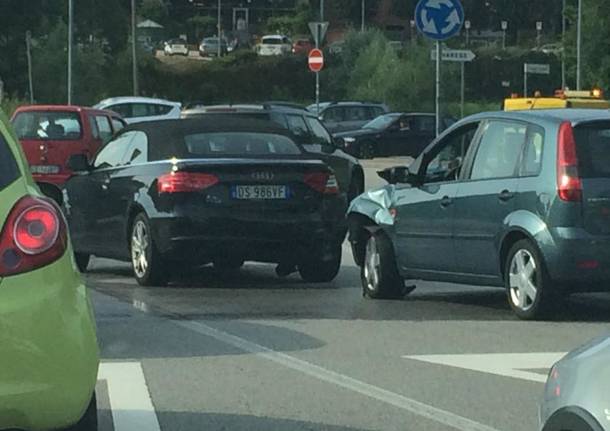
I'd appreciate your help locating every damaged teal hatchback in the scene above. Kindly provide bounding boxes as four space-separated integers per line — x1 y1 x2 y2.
348 109 610 320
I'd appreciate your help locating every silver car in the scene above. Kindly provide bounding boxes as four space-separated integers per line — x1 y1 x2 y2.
540 335 610 431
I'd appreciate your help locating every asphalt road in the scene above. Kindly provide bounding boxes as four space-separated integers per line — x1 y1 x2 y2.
88 157 610 431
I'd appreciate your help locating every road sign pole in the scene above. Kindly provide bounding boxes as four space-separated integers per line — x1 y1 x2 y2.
460 61 465 118
316 72 320 114
26 31 34 104
576 0 582 90
523 66 528 97
68 0 73 104
435 40 441 137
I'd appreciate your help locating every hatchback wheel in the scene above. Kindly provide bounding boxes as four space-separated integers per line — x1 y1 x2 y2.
62 393 97 431
505 240 560 320
361 231 412 299
298 244 342 283
131 214 168 286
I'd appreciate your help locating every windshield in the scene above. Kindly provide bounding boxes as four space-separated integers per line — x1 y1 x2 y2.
262 37 283 45
363 114 400 130
12 111 82 140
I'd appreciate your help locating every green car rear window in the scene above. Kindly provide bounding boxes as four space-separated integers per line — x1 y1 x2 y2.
575 122 610 178
0 133 19 191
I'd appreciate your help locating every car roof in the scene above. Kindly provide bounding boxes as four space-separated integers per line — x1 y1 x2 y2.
465 108 610 125
94 97 180 108
12 104 123 117
321 102 387 109
182 104 313 116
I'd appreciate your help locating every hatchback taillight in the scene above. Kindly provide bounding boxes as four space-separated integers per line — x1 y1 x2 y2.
0 196 68 276
557 121 583 202
157 172 219 194
304 172 339 194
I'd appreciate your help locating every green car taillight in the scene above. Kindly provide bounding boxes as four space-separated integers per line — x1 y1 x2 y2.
0 196 67 276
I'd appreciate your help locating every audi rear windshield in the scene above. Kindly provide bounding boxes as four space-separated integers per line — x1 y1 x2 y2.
12 111 82 141
183 132 302 157
574 122 610 178
0 133 20 191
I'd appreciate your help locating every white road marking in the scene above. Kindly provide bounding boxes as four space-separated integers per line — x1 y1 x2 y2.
173 319 501 431
98 362 161 431
404 353 567 383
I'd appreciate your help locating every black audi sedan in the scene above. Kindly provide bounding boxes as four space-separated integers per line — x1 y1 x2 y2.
63 118 347 286
335 113 455 159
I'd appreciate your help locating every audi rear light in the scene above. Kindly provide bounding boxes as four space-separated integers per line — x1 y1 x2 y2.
304 172 339 194
557 122 583 202
0 196 68 276
157 172 219 194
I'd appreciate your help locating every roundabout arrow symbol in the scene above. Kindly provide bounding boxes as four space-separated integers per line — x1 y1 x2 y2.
442 9 461 34
426 0 453 9
420 9 439 34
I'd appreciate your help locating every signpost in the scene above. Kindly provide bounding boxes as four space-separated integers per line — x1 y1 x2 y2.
309 22 329 114
501 20 508 50
523 63 550 97
415 0 465 136
429 49 476 118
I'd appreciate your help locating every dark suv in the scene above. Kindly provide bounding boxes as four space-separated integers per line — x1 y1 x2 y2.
308 102 390 134
182 104 365 201
348 109 610 320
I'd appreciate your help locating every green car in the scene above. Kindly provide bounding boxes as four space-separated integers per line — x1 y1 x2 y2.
0 110 99 430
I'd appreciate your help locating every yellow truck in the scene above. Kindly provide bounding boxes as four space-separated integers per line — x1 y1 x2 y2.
503 89 610 111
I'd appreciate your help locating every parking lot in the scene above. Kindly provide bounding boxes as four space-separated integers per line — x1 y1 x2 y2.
87 157 610 431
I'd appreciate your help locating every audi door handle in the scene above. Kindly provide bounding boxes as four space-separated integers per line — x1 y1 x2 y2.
440 196 453 208
498 190 515 201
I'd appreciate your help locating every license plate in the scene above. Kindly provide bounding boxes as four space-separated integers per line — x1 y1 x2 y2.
231 185 289 200
31 165 60 174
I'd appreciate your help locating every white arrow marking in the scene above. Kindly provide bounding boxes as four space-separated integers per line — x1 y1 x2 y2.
421 9 438 34
404 352 566 383
442 9 461 35
426 0 453 9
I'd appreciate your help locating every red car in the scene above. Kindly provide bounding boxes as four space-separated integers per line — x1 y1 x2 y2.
11 105 126 204
292 38 314 55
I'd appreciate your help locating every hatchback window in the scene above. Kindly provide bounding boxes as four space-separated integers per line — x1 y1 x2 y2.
13 111 82 140
286 115 309 138
344 106 369 121
108 104 132 118
413 116 436 133
470 120 526 180
520 126 545 177
574 123 610 178
123 131 148 165
112 118 126 133
304 117 332 145
0 133 19 191
88 115 100 139
132 104 151 118
153 104 173 116
95 116 113 143
424 124 479 183
322 107 344 122
183 132 301 157
94 131 135 169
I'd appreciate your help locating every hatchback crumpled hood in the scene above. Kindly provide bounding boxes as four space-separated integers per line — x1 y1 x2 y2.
348 185 396 226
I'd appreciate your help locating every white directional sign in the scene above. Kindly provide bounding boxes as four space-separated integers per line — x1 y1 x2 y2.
308 22 329 46
524 63 551 75
430 48 476 62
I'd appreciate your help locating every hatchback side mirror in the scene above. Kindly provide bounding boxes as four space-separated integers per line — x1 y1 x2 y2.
333 137 345 148
67 154 91 173
377 166 419 185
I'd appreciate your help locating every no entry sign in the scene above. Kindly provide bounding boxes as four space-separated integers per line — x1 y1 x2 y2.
308 49 324 72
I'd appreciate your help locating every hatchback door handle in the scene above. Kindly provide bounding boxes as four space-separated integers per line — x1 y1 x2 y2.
440 196 453 208
498 190 515 201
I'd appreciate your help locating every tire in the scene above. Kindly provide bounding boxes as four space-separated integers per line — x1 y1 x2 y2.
62 393 97 431
130 213 168 286
298 244 342 283
505 239 561 320
75 253 91 273
213 257 245 272
358 141 375 159
361 230 410 299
